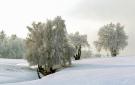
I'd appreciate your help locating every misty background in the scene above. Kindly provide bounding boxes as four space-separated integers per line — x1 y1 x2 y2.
0 0 134 56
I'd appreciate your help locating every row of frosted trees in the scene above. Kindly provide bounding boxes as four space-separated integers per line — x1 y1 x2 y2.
0 16 128 77
0 18 128 59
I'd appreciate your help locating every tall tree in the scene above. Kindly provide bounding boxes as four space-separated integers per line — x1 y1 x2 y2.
94 23 128 57
26 16 74 77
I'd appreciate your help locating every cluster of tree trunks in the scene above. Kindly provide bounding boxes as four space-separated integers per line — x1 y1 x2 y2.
74 45 81 60
37 45 82 79
37 65 56 79
110 49 118 57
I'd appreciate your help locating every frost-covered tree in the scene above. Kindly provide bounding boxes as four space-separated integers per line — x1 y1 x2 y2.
8 34 25 59
0 30 8 57
53 16 74 66
68 32 89 60
26 16 74 77
26 22 44 66
0 30 25 59
94 23 128 57
0 30 6 42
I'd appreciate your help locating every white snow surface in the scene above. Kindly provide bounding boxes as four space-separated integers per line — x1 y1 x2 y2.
0 58 38 84
1 56 135 85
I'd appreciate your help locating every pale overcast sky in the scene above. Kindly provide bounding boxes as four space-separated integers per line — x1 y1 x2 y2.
0 0 134 56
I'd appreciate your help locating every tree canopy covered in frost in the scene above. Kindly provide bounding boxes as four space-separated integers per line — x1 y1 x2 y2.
7 35 25 58
26 16 74 73
69 32 89 47
94 23 128 56
0 31 25 59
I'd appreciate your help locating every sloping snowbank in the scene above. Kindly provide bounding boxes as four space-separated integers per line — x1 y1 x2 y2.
1 56 135 85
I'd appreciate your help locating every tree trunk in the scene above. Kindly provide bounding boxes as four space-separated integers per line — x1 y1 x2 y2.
74 45 81 60
78 45 81 59
50 67 56 73
37 65 41 79
111 49 117 57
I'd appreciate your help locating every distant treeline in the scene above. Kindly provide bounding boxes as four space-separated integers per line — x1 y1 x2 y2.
0 31 25 59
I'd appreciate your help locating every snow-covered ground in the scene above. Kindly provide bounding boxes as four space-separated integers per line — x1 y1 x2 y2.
1 56 135 85
0 58 38 84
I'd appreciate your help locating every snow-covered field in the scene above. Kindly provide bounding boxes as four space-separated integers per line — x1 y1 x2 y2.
0 59 38 84
1 56 135 85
